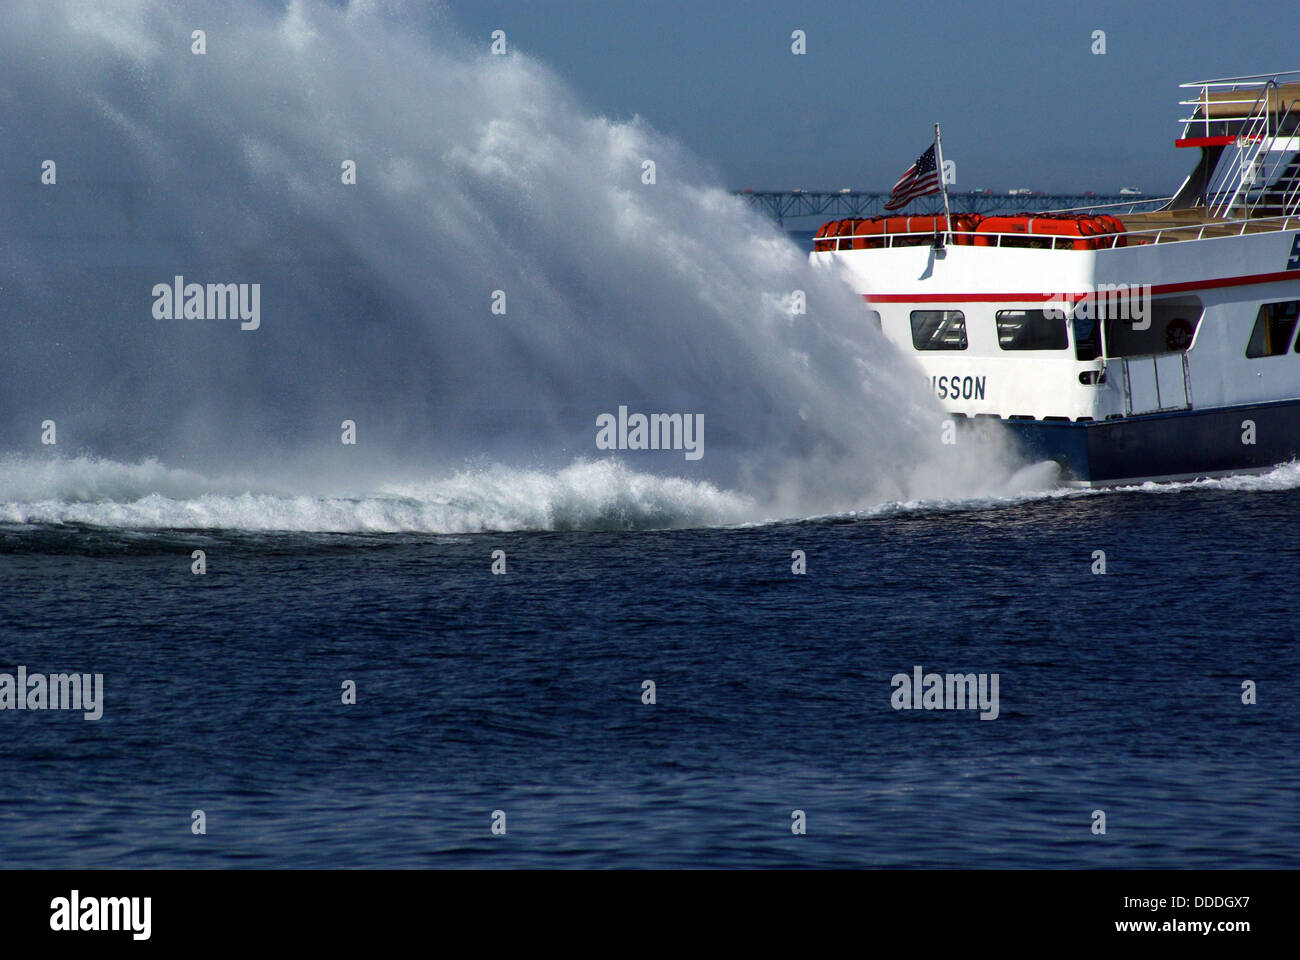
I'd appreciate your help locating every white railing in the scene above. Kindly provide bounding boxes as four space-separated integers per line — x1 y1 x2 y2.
1212 94 1300 218
1114 212 1300 245
1178 69 1300 135
1038 196 1173 216
815 213 1300 252
1178 70 1300 219
1253 99 1300 217
1208 83 1274 218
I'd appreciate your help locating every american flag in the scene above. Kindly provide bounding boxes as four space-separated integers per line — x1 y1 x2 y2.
884 143 941 211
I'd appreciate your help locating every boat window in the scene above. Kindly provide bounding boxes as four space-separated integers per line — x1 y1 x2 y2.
1246 300 1300 357
1103 297 1203 358
910 310 967 350
996 309 1068 350
1072 315 1101 361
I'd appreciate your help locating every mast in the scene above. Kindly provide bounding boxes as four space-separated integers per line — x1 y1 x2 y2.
934 122 952 244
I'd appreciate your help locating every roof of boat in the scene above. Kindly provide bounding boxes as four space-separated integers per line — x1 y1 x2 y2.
1193 84 1300 119
1181 71 1300 119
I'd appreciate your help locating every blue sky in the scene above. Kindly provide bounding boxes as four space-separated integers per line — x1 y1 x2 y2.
443 0 1298 194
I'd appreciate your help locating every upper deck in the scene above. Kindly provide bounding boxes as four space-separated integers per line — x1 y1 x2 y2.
813 210 1300 253
812 69 1300 255
1170 70 1300 220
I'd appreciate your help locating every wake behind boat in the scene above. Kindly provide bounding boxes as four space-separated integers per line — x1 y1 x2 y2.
813 70 1300 486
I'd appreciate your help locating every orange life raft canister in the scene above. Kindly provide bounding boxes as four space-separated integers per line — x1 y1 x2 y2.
813 214 985 250
973 214 1127 249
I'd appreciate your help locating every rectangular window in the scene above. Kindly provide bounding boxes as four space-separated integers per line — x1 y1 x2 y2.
1246 300 1300 357
1072 315 1101 361
1103 297 1202 358
910 310 967 350
996 309 1069 350
866 308 882 334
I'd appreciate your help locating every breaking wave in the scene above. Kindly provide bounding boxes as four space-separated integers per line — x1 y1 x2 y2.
3 455 1297 536
0 454 752 533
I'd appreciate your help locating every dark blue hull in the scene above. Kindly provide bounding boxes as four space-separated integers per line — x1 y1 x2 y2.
997 399 1300 485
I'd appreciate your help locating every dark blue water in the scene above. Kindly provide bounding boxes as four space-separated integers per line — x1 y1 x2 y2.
3 485 1297 868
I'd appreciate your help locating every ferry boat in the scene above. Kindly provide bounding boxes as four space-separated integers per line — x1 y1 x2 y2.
812 70 1300 486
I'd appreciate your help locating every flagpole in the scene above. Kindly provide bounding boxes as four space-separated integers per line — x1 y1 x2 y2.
934 122 952 245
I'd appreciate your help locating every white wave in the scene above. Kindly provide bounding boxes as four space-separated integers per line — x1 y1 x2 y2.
1109 459 1300 494
4 454 1297 536
0 455 754 533
840 459 1300 520
0 454 248 504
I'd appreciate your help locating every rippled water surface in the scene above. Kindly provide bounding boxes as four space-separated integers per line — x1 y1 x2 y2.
3 479 1297 868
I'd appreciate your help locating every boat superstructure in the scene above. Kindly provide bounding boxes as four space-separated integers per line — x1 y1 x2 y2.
813 70 1300 486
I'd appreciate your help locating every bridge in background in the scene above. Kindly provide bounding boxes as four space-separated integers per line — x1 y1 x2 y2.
733 191 1168 224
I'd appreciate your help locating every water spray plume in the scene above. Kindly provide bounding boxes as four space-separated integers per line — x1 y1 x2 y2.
0 0 1030 531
